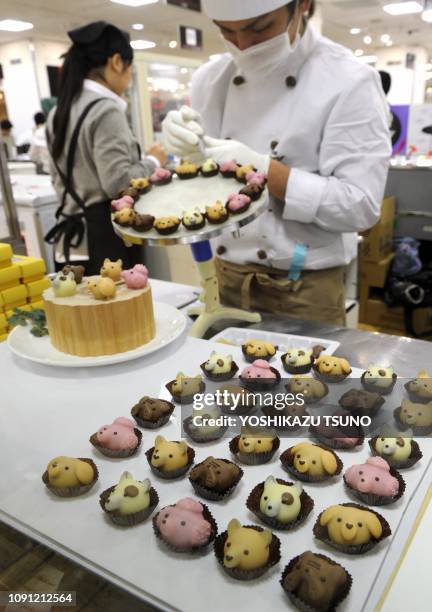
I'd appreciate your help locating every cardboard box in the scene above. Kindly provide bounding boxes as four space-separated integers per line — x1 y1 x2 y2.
362 298 432 335
361 197 395 263
360 253 394 289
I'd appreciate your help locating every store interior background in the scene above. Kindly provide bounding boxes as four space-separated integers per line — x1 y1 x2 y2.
1 0 432 338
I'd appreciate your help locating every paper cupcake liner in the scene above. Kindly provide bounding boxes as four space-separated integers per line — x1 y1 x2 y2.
343 469 406 507
99 485 159 526
176 171 199 180
368 437 423 469
239 367 281 392
246 479 314 531
152 503 217 553
280 446 343 483
145 446 195 480
312 364 351 384
309 428 364 450
183 219 206 231
137 185 152 195
131 402 175 430
189 460 244 501
154 224 181 236
42 458 98 497
199 361 239 382
280 553 353 612
229 435 280 465
284 381 329 404
206 214 229 225
404 383 432 404
360 372 397 395
241 345 277 363
89 429 142 458
165 380 206 405
260 405 308 432
393 407 432 436
313 503 391 555
182 417 228 443
214 525 280 581
201 168 220 178
220 170 236 179
151 177 172 186
280 355 313 375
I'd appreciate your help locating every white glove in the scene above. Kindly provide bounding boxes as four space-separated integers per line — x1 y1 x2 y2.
162 105 204 157
203 136 270 173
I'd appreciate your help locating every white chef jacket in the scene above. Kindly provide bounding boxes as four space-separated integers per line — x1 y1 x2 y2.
191 25 391 270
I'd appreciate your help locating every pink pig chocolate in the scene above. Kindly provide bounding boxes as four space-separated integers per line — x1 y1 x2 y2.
156 498 212 549
226 193 251 213
121 264 149 289
111 195 134 212
96 417 139 451
345 457 399 497
241 359 277 379
245 171 267 187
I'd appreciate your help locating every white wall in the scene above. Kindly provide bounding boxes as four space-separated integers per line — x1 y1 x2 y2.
375 45 428 105
33 40 68 99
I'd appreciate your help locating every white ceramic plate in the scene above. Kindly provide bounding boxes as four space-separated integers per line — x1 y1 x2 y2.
7 302 186 368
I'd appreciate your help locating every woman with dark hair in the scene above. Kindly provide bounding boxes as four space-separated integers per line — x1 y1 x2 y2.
163 0 391 325
46 21 166 273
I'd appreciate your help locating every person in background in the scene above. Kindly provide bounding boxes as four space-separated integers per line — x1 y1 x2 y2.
1 119 16 160
163 0 391 325
46 20 166 273
30 112 50 174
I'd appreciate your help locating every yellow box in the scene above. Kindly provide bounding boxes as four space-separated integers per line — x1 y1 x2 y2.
13 254 46 282
0 312 7 331
0 333 8 342
0 263 21 290
25 278 51 301
1 285 28 310
31 300 45 311
0 243 13 267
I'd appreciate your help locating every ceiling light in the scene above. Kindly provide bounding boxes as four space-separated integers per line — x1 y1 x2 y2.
383 2 423 16
381 34 391 43
110 0 159 7
358 55 378 64
350 28 361 34
355 49 364 57
169 40 177 48
363 35 372 44
131 39 156 50
132 23 144 31
180 67 188 74
422 3 432 23
0 19 34 32
209 54 222 61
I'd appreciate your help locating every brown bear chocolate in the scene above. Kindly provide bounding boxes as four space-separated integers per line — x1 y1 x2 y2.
189 457 241 492
131 396 173 422
240 184 263 201
62 264 85 284
339 388 384 415
133 214 155 232
283 551 348 611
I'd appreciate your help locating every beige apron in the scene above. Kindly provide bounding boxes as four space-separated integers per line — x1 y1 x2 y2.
215 258 347 326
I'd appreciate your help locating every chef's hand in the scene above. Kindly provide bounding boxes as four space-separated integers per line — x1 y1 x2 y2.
162 106 204 157
203 136 270 173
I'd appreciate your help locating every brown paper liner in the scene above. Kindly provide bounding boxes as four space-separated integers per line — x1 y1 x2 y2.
312 364 351 384
154 222 181 236
393 406 432 436
239 367 281 391
313 502 391 555
42 458 98 497
150 176 172 186
284 380 329 404
368 437 423 469
246 479 314 531
165 379 206 405
220 170 237 179
89 429 142 458
241 344 277 363
182 417 228 443
176 170 200 180
343 469 406 507
309 427 364 450
280 445 343 483
205 213 229 225
404 381 432 404
229 435 280 465
131 402 174 430
280 552 353 612
189 459 244 501
200 166 220 178
214 525 280 581
360 372 397 395
200 360 239 381
99 485 159 526
280 354 313 375
152 503 217 553
145 445 195 479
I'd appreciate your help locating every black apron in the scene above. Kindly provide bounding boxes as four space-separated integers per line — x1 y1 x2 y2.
45 98 142 275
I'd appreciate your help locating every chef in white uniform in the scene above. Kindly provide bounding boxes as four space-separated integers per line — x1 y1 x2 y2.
162 0 391 325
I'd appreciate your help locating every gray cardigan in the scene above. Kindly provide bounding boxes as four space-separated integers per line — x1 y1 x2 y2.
47 89 155 215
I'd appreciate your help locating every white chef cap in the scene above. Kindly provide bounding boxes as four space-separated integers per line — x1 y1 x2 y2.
202 0 294 21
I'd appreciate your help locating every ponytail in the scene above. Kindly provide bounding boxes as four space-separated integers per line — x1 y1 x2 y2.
51 23 133 161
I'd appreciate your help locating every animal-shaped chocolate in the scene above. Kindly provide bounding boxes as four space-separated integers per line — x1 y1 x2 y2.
290 443 338 477
132 397 172 422
151 435 189 472
284 348 313 368
118 187 139 201
399 399 432 428
46 456 94 488
226 193 251 213
243 339 276 359
130 177 150 191
87 277 116 300
156 498 211 548
345 457 399 497
96 417 138 451
287 376 328 402
182 207 205 229
283 551 348 611
259 477 302 523
190 457 241 492
205 200 228 223
132 213 155 232
236 164 255 182
100 258 123 282
313 408 362 447
204 351 233 375
201 158 219 175
110 195 134 212
62 264 85 284
113 207 136 226
121 264 148 289
150 167 172 184
223 519 272 570
176 160 199 176
363 364 395 388
406 369 432 400
171 372 202 397
319 505 383 545
238 429 275 454
153 216 180 234
241 359 277 379
374 431 412 462
245 170 267 187
104 472 150 515
190 407 221 435
240 184 262 200
315 355 351 377
339 388 383 412
52 271 77 298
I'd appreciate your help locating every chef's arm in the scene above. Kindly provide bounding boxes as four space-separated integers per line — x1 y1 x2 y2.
280 71 391 233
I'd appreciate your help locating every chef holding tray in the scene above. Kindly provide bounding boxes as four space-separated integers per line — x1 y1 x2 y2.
162 0 391 325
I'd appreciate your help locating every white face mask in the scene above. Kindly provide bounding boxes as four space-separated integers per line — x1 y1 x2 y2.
223 29 301 75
